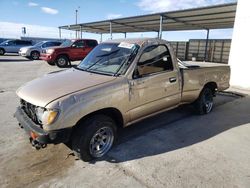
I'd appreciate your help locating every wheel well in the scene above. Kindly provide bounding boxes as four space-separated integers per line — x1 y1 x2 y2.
57 53 69 60
74 108 124 130
31 50 40 55
204 82 217 95
0 48 5 52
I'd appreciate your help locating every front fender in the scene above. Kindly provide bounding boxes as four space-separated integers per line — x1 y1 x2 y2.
43 78 129 131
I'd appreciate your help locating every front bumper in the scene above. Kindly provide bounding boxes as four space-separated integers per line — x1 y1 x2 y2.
14 107 72 144
40 53 55 62
19 51 29 57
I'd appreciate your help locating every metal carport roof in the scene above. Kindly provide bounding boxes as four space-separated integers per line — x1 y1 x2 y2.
59 2 237 34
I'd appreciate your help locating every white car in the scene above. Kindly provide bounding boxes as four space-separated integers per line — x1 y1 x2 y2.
19 41 62 60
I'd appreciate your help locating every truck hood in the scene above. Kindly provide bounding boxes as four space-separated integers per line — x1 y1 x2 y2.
17 68 116 107
46 46 70 50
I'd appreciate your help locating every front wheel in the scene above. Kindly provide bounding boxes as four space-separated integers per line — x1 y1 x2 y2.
56 55 69 68
72 115 117 161
30 51 40 60
194 87 214 115
0 48 5 55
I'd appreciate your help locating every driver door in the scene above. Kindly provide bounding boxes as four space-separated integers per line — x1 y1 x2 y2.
71 40 86 60
128 44 181 121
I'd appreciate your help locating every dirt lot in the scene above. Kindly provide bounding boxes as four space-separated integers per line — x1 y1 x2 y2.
0 55 250 188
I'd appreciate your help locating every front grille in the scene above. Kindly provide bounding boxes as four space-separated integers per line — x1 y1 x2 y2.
20 99 41 125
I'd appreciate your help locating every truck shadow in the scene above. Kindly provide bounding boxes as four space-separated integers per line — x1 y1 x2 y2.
103 93 249 163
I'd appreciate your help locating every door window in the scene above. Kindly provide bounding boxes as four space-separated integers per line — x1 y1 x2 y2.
85 40 98 47
16 40 32 45
5 40 16 46
135 45 173 77
72 40 85 48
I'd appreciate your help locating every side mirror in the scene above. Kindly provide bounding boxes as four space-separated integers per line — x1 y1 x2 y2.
132 68 142 79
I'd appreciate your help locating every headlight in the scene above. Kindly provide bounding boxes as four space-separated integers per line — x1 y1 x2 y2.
46 49 55 54
20 48 27 53
36 107 59 125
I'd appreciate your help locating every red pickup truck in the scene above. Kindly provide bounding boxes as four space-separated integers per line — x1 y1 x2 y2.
40 39 98 67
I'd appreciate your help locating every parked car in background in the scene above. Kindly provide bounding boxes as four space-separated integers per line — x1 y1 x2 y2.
40 39 98 67
0 39 32 55
19 41 62 60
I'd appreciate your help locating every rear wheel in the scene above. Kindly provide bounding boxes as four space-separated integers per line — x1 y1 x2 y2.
0 48 5 55
72 115 117 161
56 55 69 68
194 87 214 115
30 51 40 60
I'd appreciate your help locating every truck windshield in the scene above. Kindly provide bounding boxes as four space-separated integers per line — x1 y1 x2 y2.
34 41 44 47
77 42 139 76
60 40 74 47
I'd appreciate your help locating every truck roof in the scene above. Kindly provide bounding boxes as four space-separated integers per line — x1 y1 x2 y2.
104 38 168 46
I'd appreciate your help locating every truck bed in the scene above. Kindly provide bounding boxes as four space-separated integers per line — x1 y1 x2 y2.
179 61 230 103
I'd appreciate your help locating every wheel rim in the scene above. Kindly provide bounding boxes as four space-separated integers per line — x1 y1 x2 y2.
58 58 66 66
32 52 39 60
203 90 213 113
0 49 3 55
89 126 114 158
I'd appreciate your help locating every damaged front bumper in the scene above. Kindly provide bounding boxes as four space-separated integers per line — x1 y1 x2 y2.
14 107 72 148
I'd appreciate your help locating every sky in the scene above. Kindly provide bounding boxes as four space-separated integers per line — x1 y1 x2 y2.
0 0 237 42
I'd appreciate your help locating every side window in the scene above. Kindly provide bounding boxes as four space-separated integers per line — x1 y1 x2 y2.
73 40 85 48
85 40 97 48
135 45 173 77
45 42 55 47
52 42 61 46
6 40 15 45
16 40 31 45
15 40 22 45
24 41 32 45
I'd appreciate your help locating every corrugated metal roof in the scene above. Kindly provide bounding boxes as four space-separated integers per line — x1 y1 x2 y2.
59 3 237 33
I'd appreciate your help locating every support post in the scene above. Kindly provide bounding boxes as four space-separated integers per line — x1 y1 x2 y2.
59 27 61 39
159 15 163 39
75 9 78 38
80 25 82 39
204 29 210 61
100 33 102 42
124 32 127 38
110 21 113 40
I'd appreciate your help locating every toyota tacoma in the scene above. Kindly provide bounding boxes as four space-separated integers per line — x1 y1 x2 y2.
14 38 230 161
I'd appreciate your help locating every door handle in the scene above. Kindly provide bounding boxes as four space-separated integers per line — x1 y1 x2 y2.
169 77 177 83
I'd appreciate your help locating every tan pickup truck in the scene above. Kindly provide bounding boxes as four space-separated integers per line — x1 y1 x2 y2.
14 38 230 161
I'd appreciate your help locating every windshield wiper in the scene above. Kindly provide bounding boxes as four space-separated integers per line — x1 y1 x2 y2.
96 49 120 57
83 50 120 71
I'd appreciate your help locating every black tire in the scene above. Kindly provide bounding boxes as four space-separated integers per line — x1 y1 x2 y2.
47 61 55 66
0 48 5 55
56 55 69 68
30 51 40 60
194 87 214 115
72 115 117 162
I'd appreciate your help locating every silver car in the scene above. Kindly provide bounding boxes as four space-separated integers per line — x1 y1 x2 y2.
19 41 62 60
0 40 32 55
